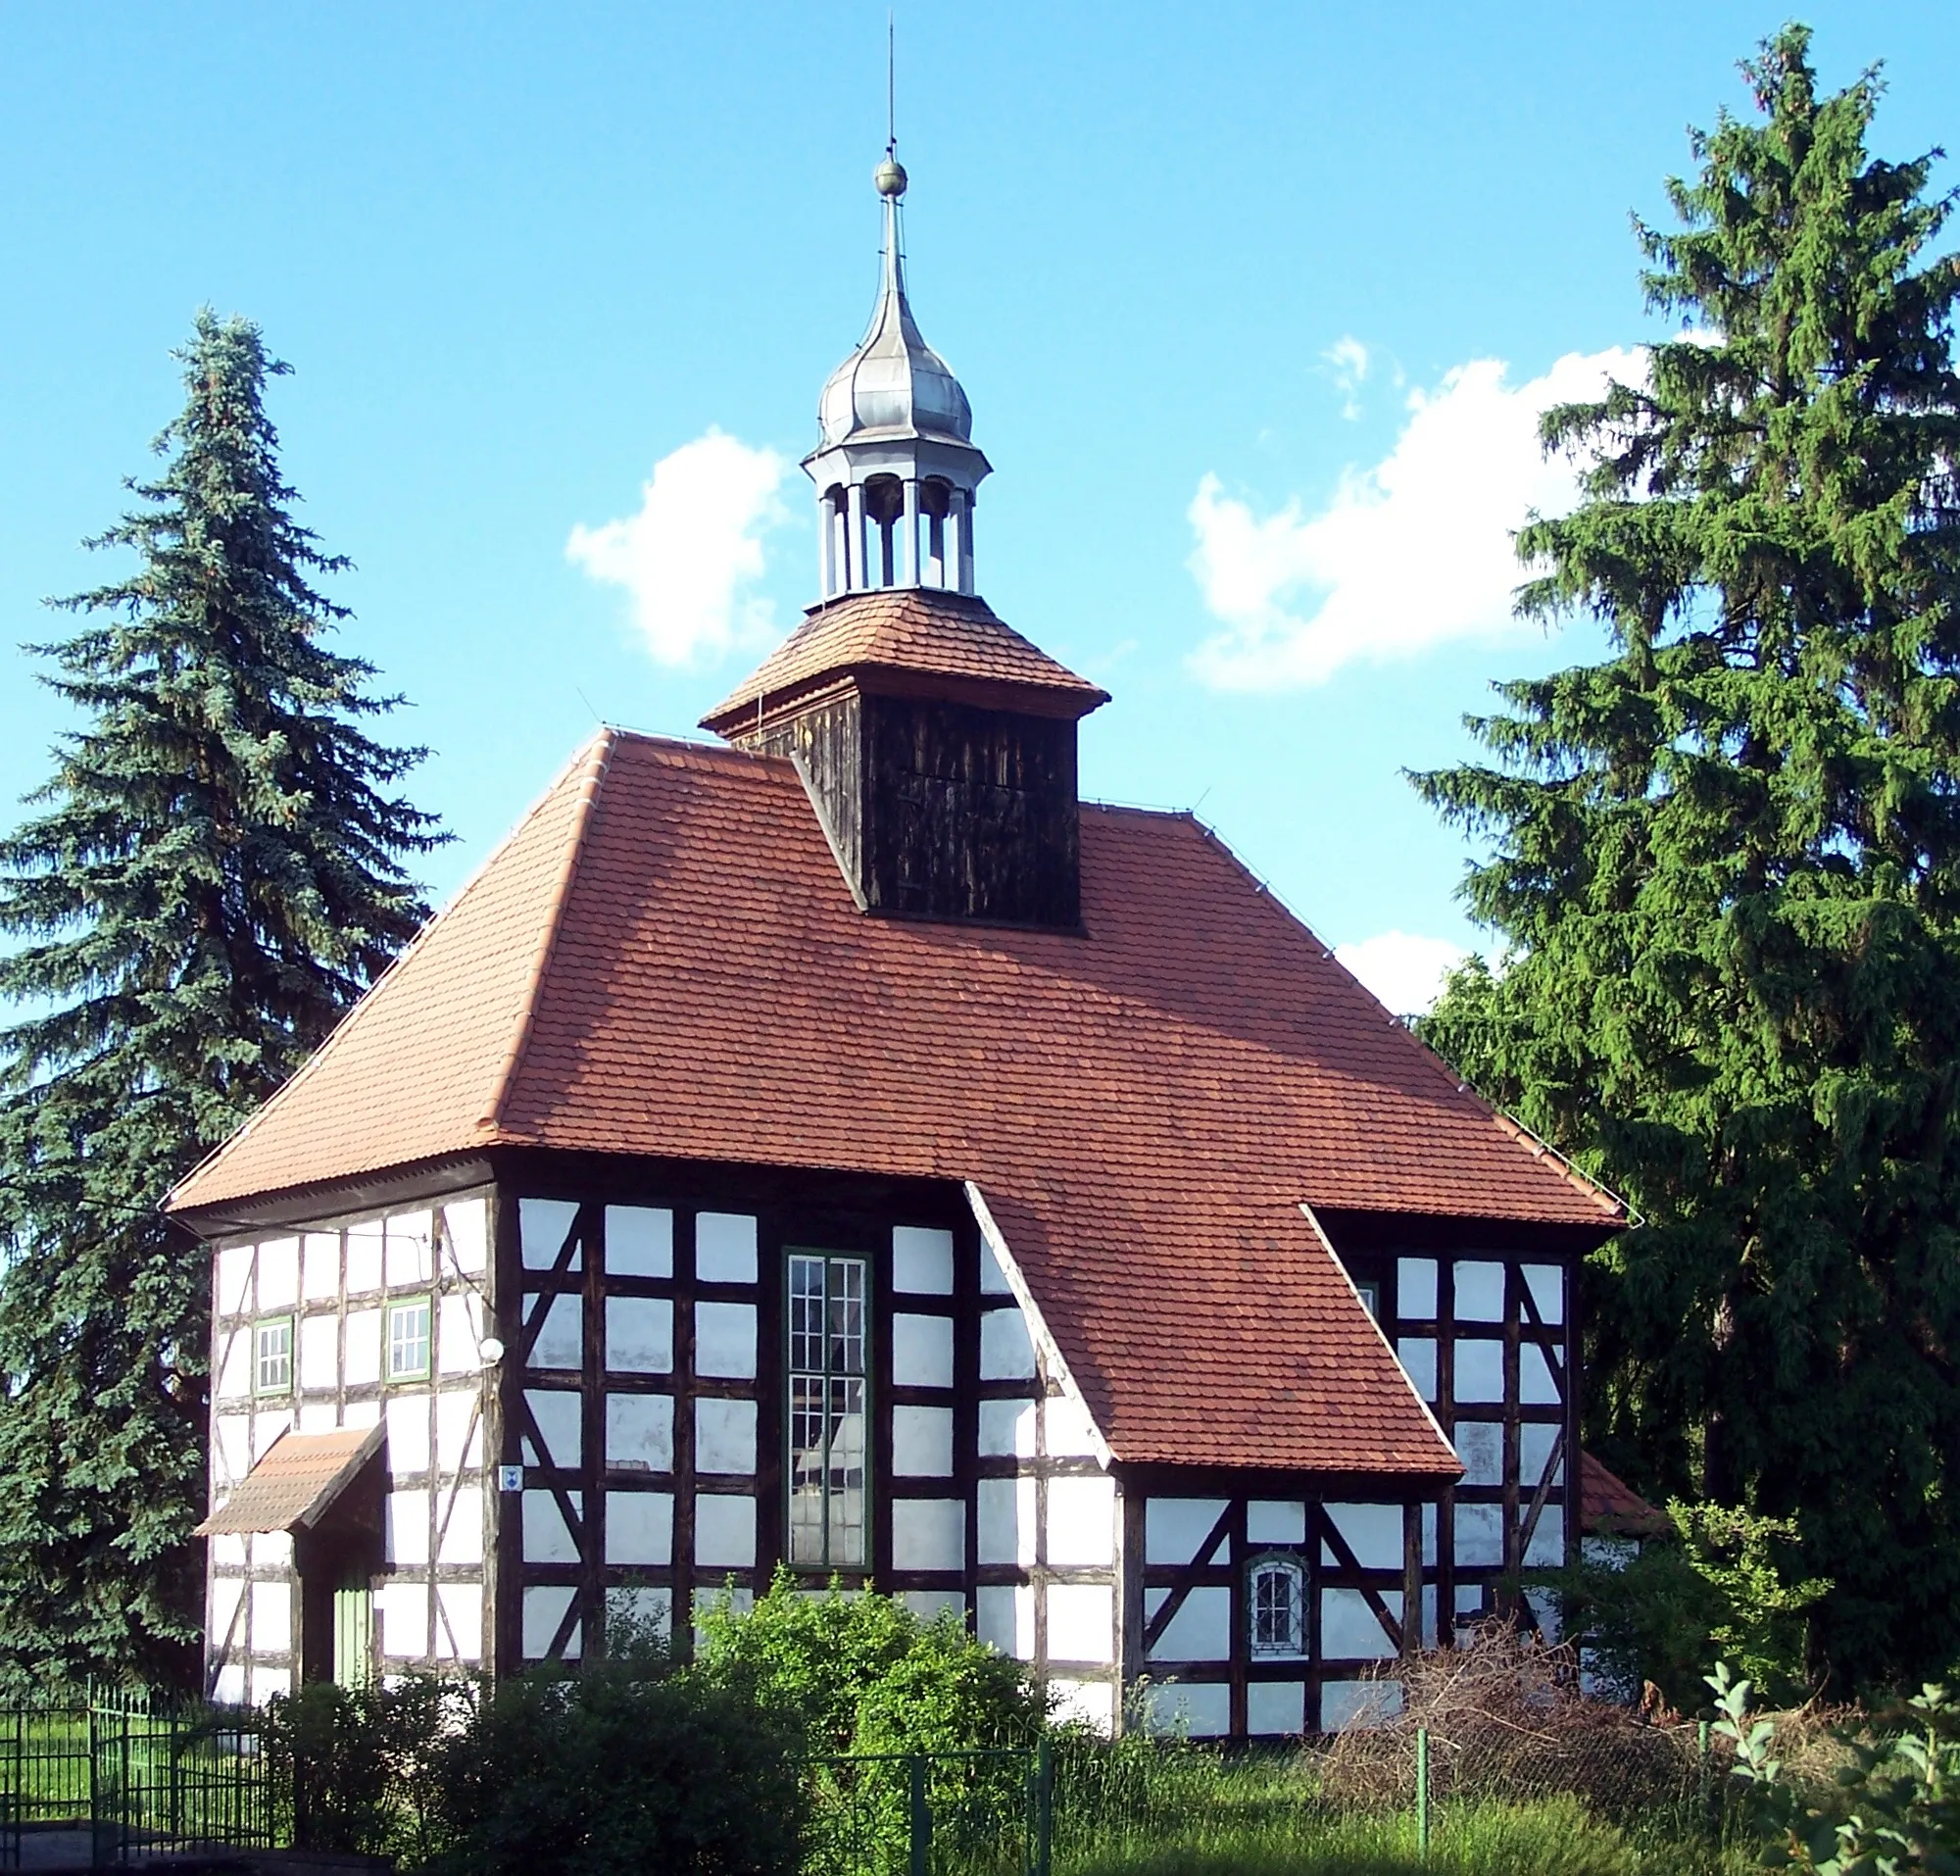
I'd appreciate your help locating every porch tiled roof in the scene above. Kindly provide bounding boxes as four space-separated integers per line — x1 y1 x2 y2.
196 1426 383 1536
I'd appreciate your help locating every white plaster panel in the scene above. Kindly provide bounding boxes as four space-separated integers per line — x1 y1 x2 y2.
892 1226 955 1296
299 1313 339 1392
377 1580 429 1660
1454 1420 1503 1488
250 1665 292 1704
385 1394 431 1476
345 1309 382 1386
690 1586 753 1633
302 1232 341 1301
1322 1588 1400 1659
1456 1583 1491 1617
1526 1586 1562 1643
1249 1681 1306 1737
978 1400 1036 1458
436 1583 483 1660
1053 1679 1115 1734
605 1490 673 1565
979 1239 1013 1295
435 1389 482 1469
1520 1421 1562 1488
892 1312 955 1388
1044 1395 1101 1457
533 1295 585 1372
902 1589 966 1622
217 1244 253 1316
216 1331 250 1404
606 1206 672 1278
976 1477 1036 1566
342 1400 380 1430
1454 1338 1504 1404
609 1585 673 1642
210 1574 244 1649
522 1586 575 1659
385 1212 433 1287
524 1389 581 1468
979 1307 1037 1381
695 1493 757 1568
696 1212 758 1284
1146 1681 1230 1737
442 1199 488 1275
1047 1585 1112 1663
1324 1504 1404 1571
252 1410 292 1458
1146 1499 1228 1567
975 1585 1035 1658
1524 1263 1564 1324
892 1405 954 1476
1423 1503 1438 1566
1522 1343 1561 1405
257 1238 300 1309
1148 1585 1230 1662
606 1393 674 1472
1454 1260 1505 1322
437 1485 484 1564
297 1403 339 1434
387 1490 430 1567
695 1302 757 1379
601 1296 667 1374
211 1534 247 1570
1247 1501 1307 1545
1396 1257 1438 1320
1525 1505 1565 1567
213 1664 247 1707
522 1491 580 1564
1322 1679 1403 1731
696 1397 758 1474
892 1498 965 1571
437 1296 478 1376
1454 1501 1504 1567
520 1199 580 1270
1396 1338 1437 1401
345 1222 384 1296
1047 1476 1115 1567
250 1580 290 1654
252 1531 293 1569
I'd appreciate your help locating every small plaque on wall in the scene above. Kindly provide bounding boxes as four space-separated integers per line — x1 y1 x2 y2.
498 1465 523 1493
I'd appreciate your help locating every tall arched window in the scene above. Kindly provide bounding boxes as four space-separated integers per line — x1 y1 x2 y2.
1249 1555 1306 1656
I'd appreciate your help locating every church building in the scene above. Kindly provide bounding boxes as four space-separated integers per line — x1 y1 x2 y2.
168 152 1624 1738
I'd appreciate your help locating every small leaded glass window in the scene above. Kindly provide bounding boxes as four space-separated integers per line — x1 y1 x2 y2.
787 1253 869 1567
1249 1555 1306 1656
386 1298 431 1382
254 1316 293 1396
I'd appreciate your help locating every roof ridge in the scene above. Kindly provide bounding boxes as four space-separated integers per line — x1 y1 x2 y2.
477 727 617 1135
166 728 621 1213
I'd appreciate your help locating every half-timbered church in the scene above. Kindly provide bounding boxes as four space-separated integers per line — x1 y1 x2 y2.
168 151 1625 1737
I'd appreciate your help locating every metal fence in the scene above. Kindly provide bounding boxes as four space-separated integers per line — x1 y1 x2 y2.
804 1746 1054 1876
0 1687 275 1869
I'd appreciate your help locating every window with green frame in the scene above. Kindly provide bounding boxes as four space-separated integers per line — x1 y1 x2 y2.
253 1315 293 1395
385 1297 432 1383
786 1252 868 1567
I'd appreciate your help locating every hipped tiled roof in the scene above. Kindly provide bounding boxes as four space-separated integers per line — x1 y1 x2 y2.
701 588 1108 733
1578 1452 1672 1539
196 1426 382 1536
172 729 1619 1474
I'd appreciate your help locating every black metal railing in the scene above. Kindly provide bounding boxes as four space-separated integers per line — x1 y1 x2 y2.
803 1745 1053 1876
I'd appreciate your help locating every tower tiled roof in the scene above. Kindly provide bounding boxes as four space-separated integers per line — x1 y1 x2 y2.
701 588 1108 735
170 729 1620 1474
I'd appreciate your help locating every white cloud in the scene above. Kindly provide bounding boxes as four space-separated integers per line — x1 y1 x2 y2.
1334 931 1468 1018
1322 335 1371 420
566 428 790 666
1188 346 1644 690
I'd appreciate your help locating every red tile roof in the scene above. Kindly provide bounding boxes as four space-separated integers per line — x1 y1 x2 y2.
172 729 1620 1473
1578 1452 1672 1539
701 588 1108 734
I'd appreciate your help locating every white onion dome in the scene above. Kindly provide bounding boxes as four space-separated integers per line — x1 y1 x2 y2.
816 159 974 448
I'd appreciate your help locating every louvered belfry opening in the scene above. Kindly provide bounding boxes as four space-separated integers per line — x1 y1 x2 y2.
700 588 1109 929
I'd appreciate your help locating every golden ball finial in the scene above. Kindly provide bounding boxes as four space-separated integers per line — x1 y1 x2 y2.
873 153 907 198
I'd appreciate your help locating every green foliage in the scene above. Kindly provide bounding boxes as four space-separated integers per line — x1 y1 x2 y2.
1414 26 1960 1690
426 1648 805 1876
1712 1663 1960 1872
0 311 443 1685
1542 1500 1831 1707
696 1567 1049 1754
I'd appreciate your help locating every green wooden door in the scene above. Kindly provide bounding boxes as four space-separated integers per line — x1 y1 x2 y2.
332 1572 372 1688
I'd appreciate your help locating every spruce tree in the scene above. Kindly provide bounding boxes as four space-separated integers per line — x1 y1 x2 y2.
0 311 443 1688
1418 26 1960 1691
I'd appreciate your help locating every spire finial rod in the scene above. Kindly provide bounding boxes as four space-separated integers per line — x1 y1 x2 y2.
887 10 896 160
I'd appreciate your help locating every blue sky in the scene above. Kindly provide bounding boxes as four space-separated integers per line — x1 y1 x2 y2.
3 4 1956 1012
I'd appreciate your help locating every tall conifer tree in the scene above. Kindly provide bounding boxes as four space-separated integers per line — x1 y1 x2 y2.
0 312 442 1686
1417 28 1960 1689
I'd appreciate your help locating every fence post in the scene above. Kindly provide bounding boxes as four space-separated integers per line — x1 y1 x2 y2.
907 1753 930 1876
1034 1738 1053 1876
1415 1724 1430 1859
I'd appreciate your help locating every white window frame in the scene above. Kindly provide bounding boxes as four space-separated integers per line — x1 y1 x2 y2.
253 1315 293 1396
385 1296 432 1384
786 1252 870 1569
